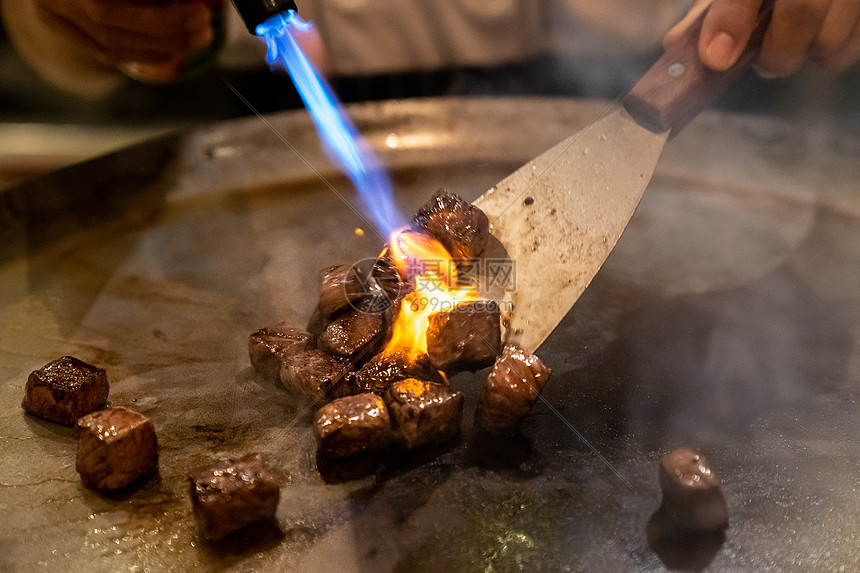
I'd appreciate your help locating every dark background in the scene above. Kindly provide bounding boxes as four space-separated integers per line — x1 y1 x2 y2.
1 10 858 134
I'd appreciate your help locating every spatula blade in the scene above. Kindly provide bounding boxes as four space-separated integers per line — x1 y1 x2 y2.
473 107 668 353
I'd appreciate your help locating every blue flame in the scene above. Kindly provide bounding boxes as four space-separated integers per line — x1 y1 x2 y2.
256 11 404 237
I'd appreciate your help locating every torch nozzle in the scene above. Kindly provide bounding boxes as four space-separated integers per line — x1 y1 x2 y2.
231 0 298 34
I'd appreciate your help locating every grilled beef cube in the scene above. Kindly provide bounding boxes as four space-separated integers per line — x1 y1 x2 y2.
475 346 551 432
369 253 409 310
411 189 490 261
280 348 354 402
426 300 501 373
22 356 109 426
75 407 158 490
318 265 367 318
658 448 729 533
384 378 464 451
248 323 315 380
314 393 391 459
318 303 388 361
189 454 280 541
347 348 444 396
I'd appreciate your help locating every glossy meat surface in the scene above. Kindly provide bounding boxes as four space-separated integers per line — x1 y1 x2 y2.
411 189 490 261
314 393 391 459
318 307 387 360
385 378 464 451
426 301 501 373
280 348 355 402
75 406 158 490
248 323 315 380
189 454 280 541
318 264 367 318
22 356 109 425
475 346 551 431
347 349 444 396
658 447 729 533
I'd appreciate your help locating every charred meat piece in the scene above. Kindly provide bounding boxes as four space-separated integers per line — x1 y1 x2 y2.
248 323 315 380
426 300 501 373
475 346 551 432
22 356 109 425
384 378 464 451
411 189 490 261
280 348 354 402
347 348 444 396
369 252 409 311
75 407 158 490
658 447 729 533
318 264 367 318
318 303 388 361
189 454 281 541
314 393 391 459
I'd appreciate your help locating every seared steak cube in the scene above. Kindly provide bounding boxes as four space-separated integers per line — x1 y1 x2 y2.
318 265 367 318
75 407 158 490
248 323 315 380
21 356 109 425
411 189 489 261
280 348 354 402
475 346 551 432
426 300 501 372
318 305 388 360
385 378 464 451
659 448 729 533
189 454 281 541
369 254 409 310
314 393 391 459
347 349 444 396
354 249 411 321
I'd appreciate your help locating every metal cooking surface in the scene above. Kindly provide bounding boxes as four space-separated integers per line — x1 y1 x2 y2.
1 98 858 572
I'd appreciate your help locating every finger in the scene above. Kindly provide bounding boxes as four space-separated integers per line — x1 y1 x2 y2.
811 0 860 59
88 0 211 36
756 0 833 77
699 0 762 71
814 12 860 70
36 12 171 64
89 23 213 60
35 6 204 64
46 0 212 43
664 0 713 47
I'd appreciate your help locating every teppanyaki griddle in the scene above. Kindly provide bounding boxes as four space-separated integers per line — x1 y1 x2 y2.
1 98 858 572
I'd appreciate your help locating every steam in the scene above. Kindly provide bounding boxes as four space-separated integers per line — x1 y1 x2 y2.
256 11 405 237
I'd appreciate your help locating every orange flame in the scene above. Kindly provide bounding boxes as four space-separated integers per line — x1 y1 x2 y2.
384 229 481 358
387 230 456 286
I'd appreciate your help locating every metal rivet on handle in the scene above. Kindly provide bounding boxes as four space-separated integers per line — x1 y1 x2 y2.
668 63 685 77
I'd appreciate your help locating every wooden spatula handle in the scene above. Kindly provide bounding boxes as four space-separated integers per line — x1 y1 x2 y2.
623 0 776 135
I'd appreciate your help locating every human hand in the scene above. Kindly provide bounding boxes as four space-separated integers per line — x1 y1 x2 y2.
666 0 860 76
31 0 218 70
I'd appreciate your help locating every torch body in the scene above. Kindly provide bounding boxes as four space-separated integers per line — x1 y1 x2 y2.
232 0 298 34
